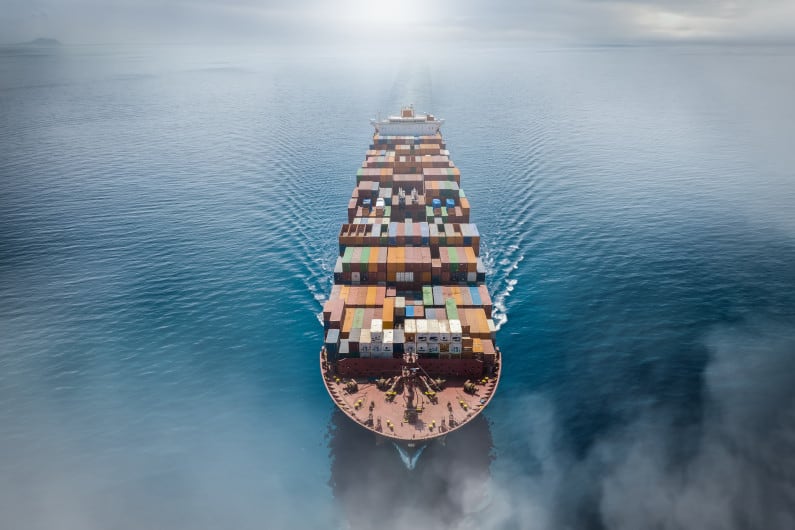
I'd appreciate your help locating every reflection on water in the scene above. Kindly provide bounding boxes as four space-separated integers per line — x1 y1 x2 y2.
327 409 494 529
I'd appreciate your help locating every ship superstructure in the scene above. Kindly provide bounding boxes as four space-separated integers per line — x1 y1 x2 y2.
320 107 500 446
370 105 444 136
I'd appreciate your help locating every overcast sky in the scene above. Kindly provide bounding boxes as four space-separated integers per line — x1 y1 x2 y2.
3 0 795 45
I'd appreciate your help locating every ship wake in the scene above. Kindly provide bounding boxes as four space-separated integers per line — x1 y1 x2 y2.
393 443 427 470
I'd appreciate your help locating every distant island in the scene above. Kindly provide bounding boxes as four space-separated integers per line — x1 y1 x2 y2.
22 38 62 46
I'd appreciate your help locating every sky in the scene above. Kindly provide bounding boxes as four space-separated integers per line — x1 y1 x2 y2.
3 0 795 46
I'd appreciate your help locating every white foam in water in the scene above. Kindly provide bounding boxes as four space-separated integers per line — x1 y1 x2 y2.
393 443 427 470
491 270 519 329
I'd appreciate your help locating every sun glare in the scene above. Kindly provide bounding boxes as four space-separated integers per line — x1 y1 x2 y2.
343 0 432 29
634 7 723 39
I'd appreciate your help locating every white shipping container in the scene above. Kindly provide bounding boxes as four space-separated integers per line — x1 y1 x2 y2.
405 342 417 354
416 319 429 342
439 320 451 342
428 319 440 342
370 319 383 342
428 343 440 354
416 342 429 353
383 329 394 344
382 342 393 354
359 328 371 354
352 272 360 283
467 272 477 282
449 319 462 342
450 343 462 354
404 319 416 340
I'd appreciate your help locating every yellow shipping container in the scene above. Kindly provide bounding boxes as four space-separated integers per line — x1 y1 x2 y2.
452 286 464 307
464 247 476 269
366 286 377 307
387 247 405 273
476 309 490 339
340 285 350 304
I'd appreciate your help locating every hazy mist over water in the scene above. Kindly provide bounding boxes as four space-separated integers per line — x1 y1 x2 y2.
1 44 794 529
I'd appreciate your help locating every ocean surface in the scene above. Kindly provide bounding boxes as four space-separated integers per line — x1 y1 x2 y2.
1 44 794 529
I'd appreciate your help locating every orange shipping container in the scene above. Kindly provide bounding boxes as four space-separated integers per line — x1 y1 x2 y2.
369 248 378 273
342 309 354 337
383 297 395 328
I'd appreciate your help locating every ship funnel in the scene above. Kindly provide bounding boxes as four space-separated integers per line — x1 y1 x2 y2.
393 442 427 470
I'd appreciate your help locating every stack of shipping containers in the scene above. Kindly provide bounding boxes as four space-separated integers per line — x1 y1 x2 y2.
324 130 497 376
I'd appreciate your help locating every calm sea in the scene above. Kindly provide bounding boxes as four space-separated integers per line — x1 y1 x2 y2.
1 44 794 529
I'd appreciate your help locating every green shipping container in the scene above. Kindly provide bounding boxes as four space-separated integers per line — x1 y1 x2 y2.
445 298 459 320
353 308 365 329
342 247 354 273
422 286 433 306
361 247 371 272
449 247 459 273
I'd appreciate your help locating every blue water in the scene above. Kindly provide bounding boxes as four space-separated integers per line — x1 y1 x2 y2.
1 44 794 529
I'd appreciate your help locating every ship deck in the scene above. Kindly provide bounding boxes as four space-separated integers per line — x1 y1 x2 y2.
321 348 500 443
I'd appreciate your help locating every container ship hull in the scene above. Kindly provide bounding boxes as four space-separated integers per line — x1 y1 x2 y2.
320 107 501 447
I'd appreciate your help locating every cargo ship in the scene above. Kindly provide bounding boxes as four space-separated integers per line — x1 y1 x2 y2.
320 106 501 451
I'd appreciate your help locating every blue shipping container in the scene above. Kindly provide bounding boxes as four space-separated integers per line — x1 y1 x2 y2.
470 286 482 306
